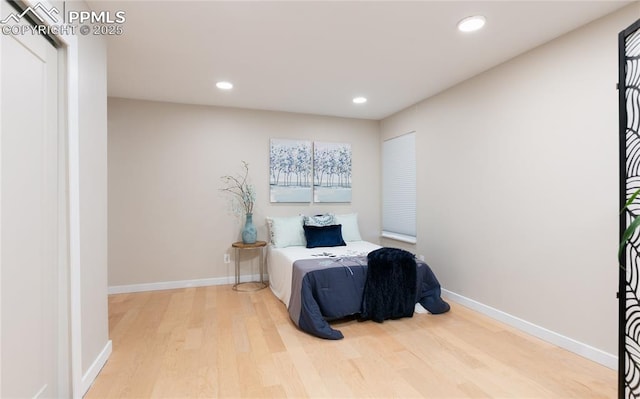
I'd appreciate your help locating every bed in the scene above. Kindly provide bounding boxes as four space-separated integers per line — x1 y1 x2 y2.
266 213 450 339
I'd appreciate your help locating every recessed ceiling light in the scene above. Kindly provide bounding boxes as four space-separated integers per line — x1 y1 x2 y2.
353 96 367 104
457 15 486 33
216 81 233 90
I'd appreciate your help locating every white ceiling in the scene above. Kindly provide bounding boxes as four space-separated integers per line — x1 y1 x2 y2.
91 1 634 120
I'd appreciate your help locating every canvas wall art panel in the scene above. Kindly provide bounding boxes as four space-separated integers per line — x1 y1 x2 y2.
270 139 312 202
313 141 352 203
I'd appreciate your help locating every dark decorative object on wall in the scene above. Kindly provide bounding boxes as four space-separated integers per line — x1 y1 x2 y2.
619 18 640 399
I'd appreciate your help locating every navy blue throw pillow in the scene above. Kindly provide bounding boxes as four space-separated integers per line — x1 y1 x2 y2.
303 224 347 248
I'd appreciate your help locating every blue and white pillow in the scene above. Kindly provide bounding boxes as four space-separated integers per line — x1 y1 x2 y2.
303 214 336 227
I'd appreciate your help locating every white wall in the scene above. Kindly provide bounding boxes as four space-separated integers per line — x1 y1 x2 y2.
381 4 640 358
76 0 110 389
107 99 380 287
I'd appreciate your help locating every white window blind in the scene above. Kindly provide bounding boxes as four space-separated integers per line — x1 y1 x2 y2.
382 132 416 243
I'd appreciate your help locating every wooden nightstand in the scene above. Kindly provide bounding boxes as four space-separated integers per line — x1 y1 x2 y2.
231 241 268 291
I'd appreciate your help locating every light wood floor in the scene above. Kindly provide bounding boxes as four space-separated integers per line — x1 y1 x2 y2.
85 284 616 398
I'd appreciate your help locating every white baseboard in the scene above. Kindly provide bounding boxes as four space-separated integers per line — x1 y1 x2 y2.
441 289 617 370
81 340 112 396
108 274 267 295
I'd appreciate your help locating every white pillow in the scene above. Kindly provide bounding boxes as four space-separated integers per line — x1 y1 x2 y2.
266 215 305 248
303 214 336 227
334 213 362 242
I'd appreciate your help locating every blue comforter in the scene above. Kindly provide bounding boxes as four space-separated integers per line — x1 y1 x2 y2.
288 255 450 339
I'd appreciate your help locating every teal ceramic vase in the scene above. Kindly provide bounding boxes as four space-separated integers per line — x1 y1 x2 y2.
242 213 257 244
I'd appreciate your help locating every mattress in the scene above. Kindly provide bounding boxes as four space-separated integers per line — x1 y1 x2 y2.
267 240 381 307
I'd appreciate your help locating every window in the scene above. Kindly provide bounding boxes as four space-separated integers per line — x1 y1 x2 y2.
382 132 416 243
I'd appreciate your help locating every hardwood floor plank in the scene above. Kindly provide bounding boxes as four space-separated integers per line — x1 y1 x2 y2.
85 286 616 399
271 351 310 398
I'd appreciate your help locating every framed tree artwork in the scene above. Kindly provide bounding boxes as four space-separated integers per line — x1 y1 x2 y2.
313 141 352 203
269 138 312 203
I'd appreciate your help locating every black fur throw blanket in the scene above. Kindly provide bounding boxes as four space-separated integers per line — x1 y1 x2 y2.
361 247 417 323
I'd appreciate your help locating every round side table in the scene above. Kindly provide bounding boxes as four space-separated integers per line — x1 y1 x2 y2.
231 241 268 291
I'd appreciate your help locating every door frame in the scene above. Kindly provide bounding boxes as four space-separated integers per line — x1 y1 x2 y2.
0 1 84 397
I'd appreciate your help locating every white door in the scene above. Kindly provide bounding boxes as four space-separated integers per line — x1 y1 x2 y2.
0 1 63 397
